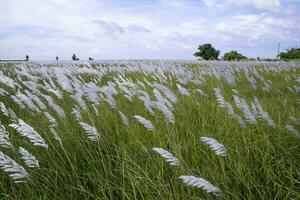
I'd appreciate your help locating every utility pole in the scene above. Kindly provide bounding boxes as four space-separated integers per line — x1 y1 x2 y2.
277 42 280 59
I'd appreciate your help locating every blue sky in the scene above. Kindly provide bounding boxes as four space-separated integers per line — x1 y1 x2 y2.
0 0 299 60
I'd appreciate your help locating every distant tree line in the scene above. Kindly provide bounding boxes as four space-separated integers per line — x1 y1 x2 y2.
279 48 300 60
194 43 300 61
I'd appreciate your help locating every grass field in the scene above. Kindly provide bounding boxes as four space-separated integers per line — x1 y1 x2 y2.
0 60 299 199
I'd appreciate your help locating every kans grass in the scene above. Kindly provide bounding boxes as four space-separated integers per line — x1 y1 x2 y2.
0 60 299 199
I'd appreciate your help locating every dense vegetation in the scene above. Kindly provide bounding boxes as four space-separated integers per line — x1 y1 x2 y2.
279 48 300 60
0 61 299 199
194 43 220 60
223 50 247 61
194 43 299 61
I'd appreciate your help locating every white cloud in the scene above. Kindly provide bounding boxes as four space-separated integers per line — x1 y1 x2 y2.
160 0 185 7
263 16 294 28
227 0 281 11
203 0 216 7
204 0 282 12
0 0 299 59
215 13 299 43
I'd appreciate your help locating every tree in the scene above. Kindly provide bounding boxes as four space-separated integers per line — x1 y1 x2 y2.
279 48 300 60
223 50 247 61
194 43 220 60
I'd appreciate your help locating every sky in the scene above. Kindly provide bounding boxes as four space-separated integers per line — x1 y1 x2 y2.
0 0 299 60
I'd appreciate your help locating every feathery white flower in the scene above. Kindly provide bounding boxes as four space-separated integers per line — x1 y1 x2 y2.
9 119 48 149
138 90 155 116
0 88 8 96
213 88 226 108
233 95 256 124
72 107 82 121
119 111 129 126
152 102 175 124
44 112 57 127
153 88 174 111
19 147 39 168
11 95 26 109
179 175 221 195
0 125 13 148
252 97 275 127
289 116 300 125
213 89 245 127
15 91 40 113
42 95 65 117
194 89 208 97
25 90 46 110
177 84 190 96
200 137 227 156
285 124 300 138
72 91 87 110
0 151 29 183
50 127 62 145
152 147 179 166
79 122 100 141
0 75 16 89
7 108 18 123
153 83 178 103
0 101 10 117
133 115 155 131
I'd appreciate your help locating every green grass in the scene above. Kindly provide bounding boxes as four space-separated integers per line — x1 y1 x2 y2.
0 61 299 199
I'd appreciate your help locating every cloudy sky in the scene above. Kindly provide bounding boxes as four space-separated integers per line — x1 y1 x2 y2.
0 0 299 60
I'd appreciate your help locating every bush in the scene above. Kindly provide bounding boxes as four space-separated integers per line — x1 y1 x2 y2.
223 50 247 61
279 48 300 60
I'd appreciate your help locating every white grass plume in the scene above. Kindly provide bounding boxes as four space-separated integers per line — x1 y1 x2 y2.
0 101 10 117
252 97 275 127
289 116 300 125
177 84 190 96
0 88 8 96
42 95 65 117
153 88 174 111
50 127 62 145
72 107 82 121
152 102 175 124
19 147 39 168
178 175 221 195
7 108 18 123
194 89 208 97
0 125 13 148
119 111 129 126
0 151 29 183
9 119 48 149
233 95 256 124
79 122 100 141
15 91 40 113
1 107 18 123
138 90 155 116
285 124 300 139
92 104 100 116
213 88 226 108
153 83 178 103
213 88 245 127
44 112 57 127
133 115 155 131
152 147 179 166
200 137 227 156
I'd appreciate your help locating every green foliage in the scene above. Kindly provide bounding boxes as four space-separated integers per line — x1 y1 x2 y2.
223 50 247 61
0 62 300 199
279 48 300 60
194 43 220 60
